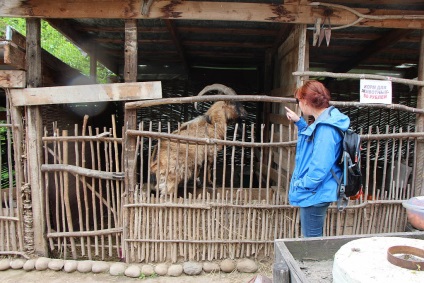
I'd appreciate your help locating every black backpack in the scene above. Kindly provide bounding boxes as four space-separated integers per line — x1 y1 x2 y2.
331 128 363 211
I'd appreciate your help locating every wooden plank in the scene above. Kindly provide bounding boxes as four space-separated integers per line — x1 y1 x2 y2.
274 240 310 283
0 70 25 88
2 42 26 70
5 26 25 49
273 262 290 283
10 81 162 106
1 1 424 29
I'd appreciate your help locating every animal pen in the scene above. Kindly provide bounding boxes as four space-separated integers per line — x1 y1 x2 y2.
0 1 424 269
1 81 423 263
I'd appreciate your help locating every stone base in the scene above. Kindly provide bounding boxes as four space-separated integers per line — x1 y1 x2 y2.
333 237 424 282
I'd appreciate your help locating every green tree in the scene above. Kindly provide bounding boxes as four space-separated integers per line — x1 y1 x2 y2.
0 17 114 83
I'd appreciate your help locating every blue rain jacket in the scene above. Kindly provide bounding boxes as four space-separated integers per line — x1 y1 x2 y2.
288 106 350 207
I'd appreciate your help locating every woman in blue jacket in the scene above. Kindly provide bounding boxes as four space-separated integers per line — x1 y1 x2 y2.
285 80 350 237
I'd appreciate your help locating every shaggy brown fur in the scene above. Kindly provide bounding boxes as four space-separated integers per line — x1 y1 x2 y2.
150 85 247 195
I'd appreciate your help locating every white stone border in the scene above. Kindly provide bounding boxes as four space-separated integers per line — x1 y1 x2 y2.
0 257 259 278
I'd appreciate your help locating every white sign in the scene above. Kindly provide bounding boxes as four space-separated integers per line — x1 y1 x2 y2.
359 79 392 104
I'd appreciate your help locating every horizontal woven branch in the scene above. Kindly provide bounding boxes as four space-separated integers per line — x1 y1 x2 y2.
41 164 124 180
125 94 424 114
47 227 123 238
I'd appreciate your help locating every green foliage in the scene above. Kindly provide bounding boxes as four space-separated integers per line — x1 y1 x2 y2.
0 17 114 83
0 119 15 189
138 273 158 279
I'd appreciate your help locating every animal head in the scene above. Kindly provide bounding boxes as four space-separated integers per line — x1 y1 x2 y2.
204 100 247 125
195 84 247 124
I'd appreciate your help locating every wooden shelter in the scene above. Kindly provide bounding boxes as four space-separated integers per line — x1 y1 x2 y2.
0 0 423 266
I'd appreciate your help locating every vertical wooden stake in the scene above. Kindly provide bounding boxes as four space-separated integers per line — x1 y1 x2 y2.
415 31 424 196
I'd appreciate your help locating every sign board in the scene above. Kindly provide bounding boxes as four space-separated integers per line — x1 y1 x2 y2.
359 79 392 104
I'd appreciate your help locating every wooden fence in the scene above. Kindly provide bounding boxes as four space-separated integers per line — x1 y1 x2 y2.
122 96 422 263
0 96 25 258
1 93 422 263
41 115 124 260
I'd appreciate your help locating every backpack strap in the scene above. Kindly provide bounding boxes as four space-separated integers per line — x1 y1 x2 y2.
331 127 350 211
331 168 348 211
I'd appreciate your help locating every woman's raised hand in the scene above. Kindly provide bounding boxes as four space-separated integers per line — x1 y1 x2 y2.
285 106 300 122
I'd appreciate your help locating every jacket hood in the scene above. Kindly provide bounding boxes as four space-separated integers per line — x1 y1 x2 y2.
302 106 350 136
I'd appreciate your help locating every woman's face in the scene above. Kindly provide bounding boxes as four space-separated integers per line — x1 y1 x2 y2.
297 96 312 116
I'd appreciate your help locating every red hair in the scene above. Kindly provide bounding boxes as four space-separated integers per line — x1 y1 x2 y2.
295 80 331 109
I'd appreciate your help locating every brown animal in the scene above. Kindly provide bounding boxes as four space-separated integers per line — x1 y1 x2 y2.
150 84 247 195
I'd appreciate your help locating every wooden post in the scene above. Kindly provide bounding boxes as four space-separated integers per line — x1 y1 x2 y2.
26 18 48 256
263 49 273 163
415 31 424 196
124 19 138 82
296 24 308 88
123 18 138 261
123 107 137 262
90 44 97 83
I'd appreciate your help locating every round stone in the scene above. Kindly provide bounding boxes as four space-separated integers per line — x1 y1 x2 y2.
124 265 141 278
220 259 236 273
48 259 64 271
167 264 183 277
109 263 126 276
23 259 35 271
141 264 155 276
10 259 25 269
92 261 110 273
203 261 220 273
35 257 50 271
0 258 11 271
154 263 168 276
236 258 258 273
183 261 203 275
63 260 78 273
77 260 93 273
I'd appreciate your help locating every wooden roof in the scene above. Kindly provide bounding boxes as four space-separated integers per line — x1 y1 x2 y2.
2 0 424 82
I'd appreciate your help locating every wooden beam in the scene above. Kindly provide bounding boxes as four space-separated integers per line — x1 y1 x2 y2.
78 25 280 36
10 81 162 106
124 19 138 82
3 1 424 29
0 70 26 88
2 41 25 70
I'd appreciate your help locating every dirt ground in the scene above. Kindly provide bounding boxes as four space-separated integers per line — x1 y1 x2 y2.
1 269 270 283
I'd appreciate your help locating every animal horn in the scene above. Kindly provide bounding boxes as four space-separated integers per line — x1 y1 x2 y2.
194 84 237 110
